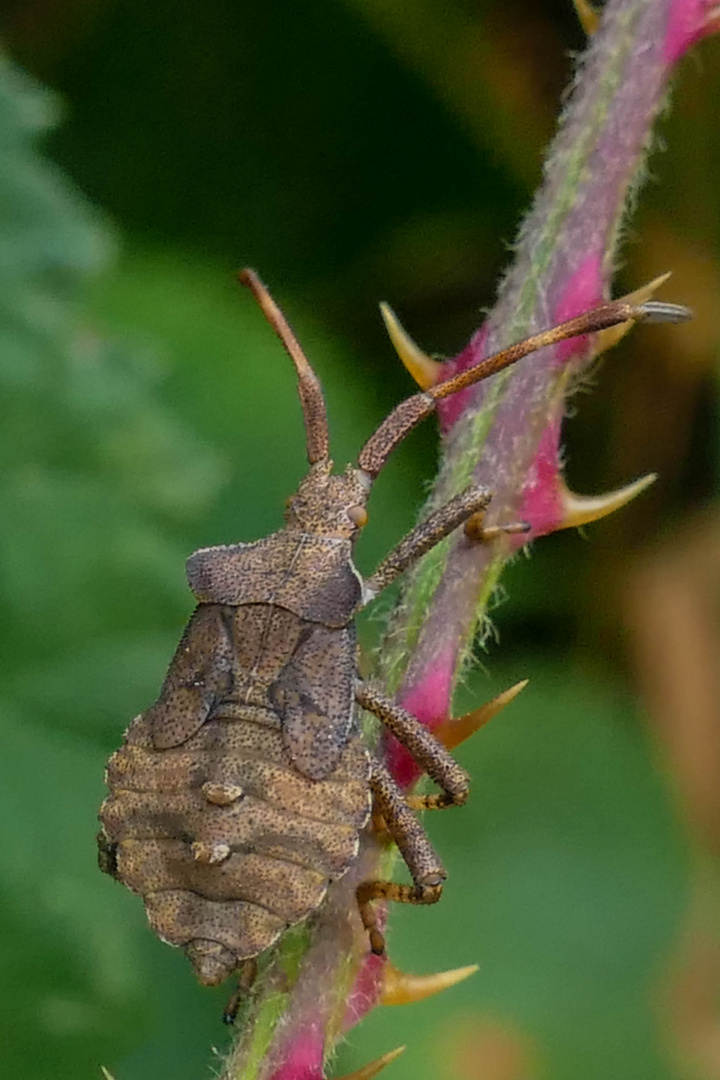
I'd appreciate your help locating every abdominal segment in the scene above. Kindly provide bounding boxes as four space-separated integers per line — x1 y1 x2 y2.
100 603 371 985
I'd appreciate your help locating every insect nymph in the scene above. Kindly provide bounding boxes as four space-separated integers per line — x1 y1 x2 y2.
98 271 686 992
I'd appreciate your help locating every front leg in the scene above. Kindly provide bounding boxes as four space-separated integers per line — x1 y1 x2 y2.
363 485 491 599
355 683 469 810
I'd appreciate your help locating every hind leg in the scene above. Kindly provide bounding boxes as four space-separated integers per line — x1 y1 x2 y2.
222 957 258 1025
357 760 445 955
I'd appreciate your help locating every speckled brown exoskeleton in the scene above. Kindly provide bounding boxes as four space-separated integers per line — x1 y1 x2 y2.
98 270 687 1000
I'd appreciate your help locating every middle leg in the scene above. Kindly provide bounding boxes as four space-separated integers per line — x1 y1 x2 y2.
355 682 470 810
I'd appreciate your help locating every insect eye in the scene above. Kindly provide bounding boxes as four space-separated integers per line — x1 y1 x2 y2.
348 505 368 528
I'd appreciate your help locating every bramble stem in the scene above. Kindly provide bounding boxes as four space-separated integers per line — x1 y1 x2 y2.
220 2 716 1077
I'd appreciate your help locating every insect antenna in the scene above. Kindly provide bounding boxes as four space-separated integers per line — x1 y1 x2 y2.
357 298 691 478
239 268 330 465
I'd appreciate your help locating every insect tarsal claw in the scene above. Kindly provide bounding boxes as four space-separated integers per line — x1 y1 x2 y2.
556 473 657 531
379 302 443 389
464 509 531 543
380 959 479 1005
334 1044 406 1080
435 680 529 751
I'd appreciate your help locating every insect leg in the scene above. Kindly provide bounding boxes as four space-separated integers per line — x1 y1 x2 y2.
357 759 445 955
356 683 469 810
222 957 258 1025
463 509 530 543
364 485 492 598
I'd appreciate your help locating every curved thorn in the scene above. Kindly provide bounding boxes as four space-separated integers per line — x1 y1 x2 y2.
435 680 529 751
335 1045 406 1080
558 473 657 531
572 0 600 34
380 302 443 390
381 960 478 1005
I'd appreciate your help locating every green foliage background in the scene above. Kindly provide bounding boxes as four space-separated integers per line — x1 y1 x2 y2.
0 3 718 1078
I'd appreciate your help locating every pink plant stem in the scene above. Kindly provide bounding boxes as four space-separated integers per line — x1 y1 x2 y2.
388 0 717 725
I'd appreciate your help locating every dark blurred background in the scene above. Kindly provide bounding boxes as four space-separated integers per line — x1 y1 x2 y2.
0 2 719 1078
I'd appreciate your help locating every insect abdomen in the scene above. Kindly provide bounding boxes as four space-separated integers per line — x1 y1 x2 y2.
99 614 371 985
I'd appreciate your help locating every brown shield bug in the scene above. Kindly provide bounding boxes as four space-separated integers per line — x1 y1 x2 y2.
98 271 688 996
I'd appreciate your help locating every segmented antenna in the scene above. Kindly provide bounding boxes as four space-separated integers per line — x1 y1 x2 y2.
239 269 330 465
357 299 691 478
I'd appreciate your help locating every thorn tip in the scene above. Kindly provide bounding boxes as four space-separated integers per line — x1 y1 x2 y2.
572 0 600 34
435 680 528 750
381 961 479 1005
380 302 443 389
336 1045 406 1080
558 473 657 531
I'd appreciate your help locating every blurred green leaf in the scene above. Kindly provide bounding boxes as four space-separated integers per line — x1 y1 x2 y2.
0 55 230 1079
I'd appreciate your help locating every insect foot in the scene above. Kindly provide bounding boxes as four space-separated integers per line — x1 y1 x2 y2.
98 270 690 992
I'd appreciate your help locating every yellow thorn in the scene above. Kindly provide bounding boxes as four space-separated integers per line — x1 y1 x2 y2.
557 473 657 530
381 960 478 1005
572 0 600 34
335 1045 406 1080
435 680 528 751
100 1069 116 1080
379 302 443 390
618 271 673 306
595 272 673 355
